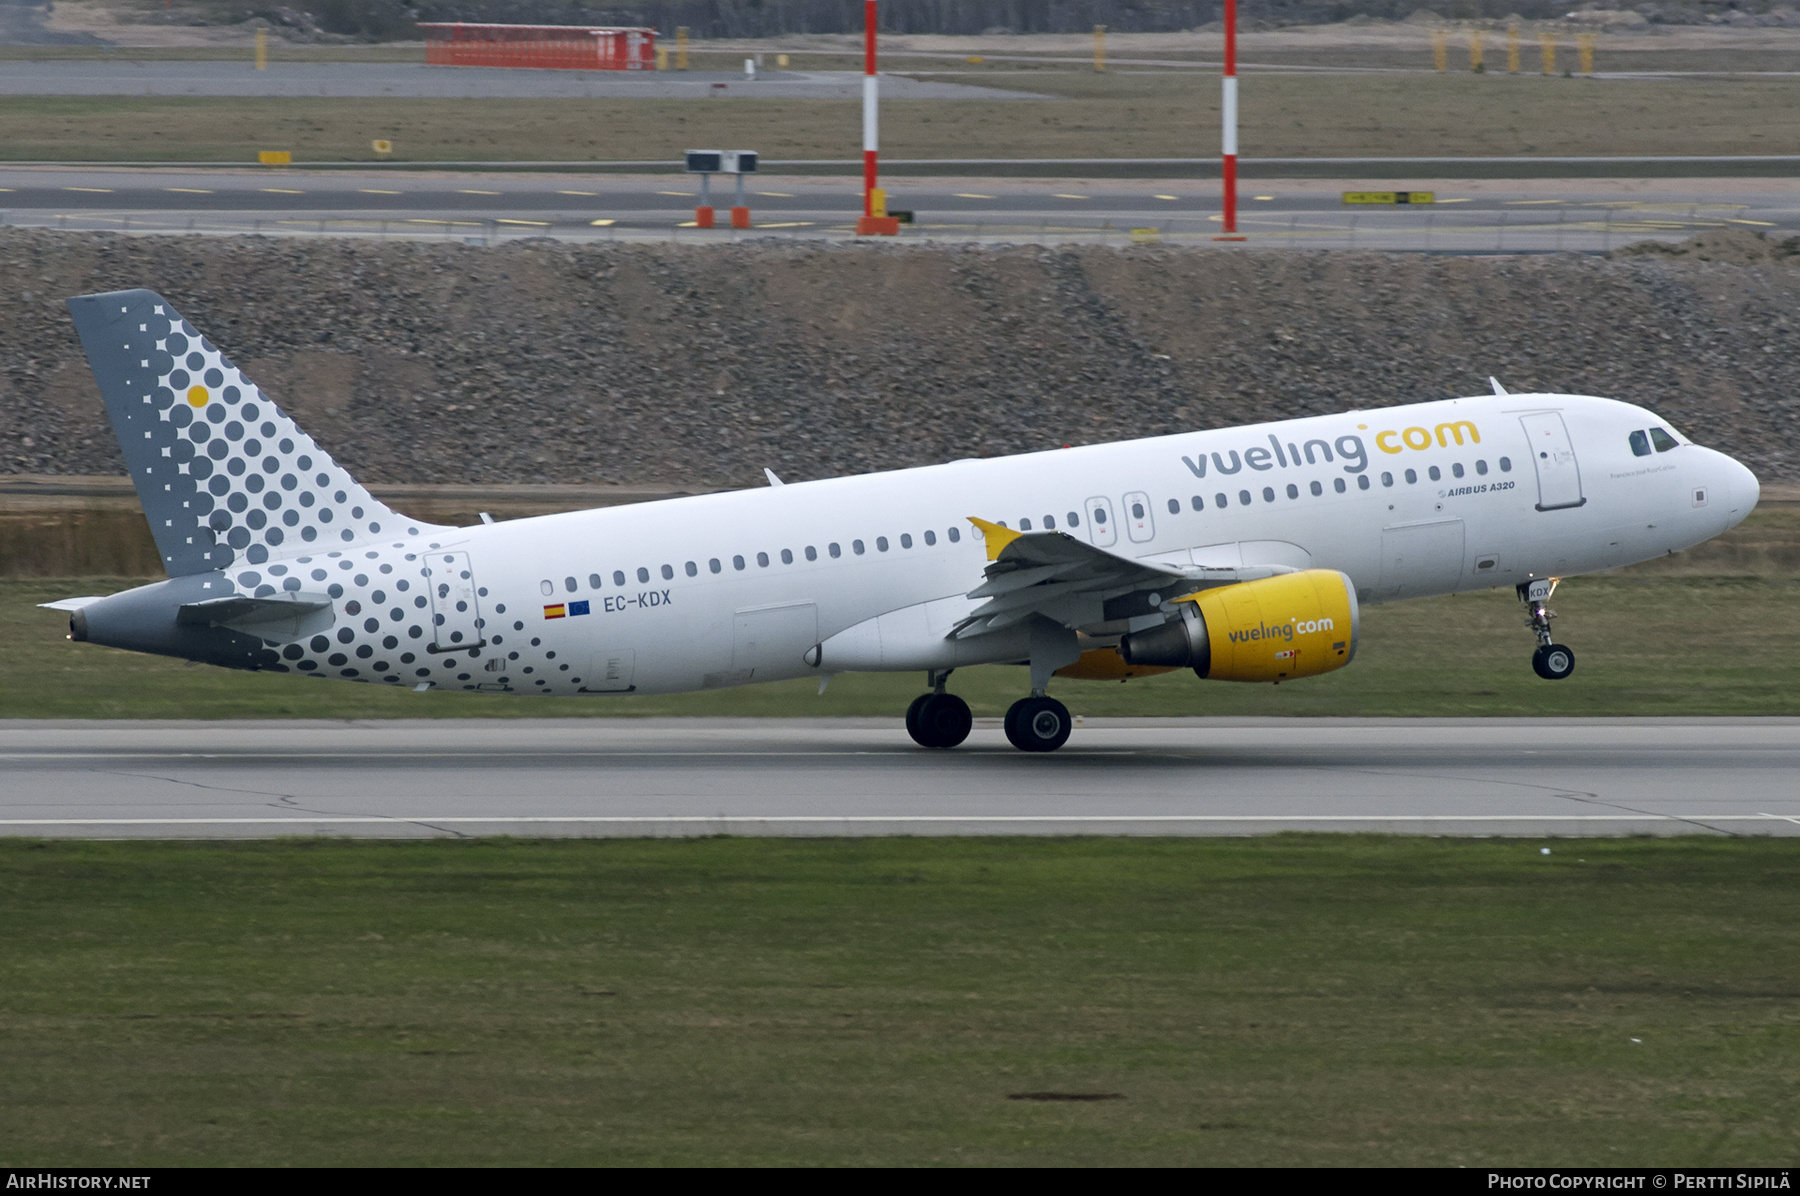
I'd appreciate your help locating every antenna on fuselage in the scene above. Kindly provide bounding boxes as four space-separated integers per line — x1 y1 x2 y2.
764 468 785 487
1489 376 1509 396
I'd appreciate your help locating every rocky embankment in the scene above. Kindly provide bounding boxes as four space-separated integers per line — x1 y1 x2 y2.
4 228 1798 487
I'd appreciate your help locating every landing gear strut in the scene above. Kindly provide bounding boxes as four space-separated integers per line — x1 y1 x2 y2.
1518 578 1576 681
905 670 973 749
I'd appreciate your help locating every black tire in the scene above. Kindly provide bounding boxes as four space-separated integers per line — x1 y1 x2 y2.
904 693 932 746
1003 696 1073 753
916 693 973 749
1532 643 1576 681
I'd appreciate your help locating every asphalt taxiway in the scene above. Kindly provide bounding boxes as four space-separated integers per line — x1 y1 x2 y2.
3 718 1797 839
4 169 1794 249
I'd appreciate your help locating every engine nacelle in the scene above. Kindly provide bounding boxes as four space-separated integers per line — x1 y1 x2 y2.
1118 569 1360 683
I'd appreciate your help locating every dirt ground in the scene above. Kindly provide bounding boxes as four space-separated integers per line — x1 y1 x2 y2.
3 227 1798 492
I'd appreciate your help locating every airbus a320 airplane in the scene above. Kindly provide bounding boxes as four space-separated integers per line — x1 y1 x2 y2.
45 289 1759 752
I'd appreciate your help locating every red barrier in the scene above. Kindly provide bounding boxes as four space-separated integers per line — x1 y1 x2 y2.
419 23 656 71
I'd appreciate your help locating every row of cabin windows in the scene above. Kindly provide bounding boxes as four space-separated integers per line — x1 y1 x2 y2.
534 459 1522 596
538 526 975 595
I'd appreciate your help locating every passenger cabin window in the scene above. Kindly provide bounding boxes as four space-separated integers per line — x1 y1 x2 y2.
565 577 578 592
613 570 626 586
1286 484 1299 499
1262 487 1275 503
1191 496 1204 511
1239 490 1252 506
781 549 794 564
686 561 698 577
1499 457 1513 472
1650 427 1680 452
661 565 674 580
1167 498 1180 515
947 527 961 543
637 567 650 583
876 537 889 552
1044 515 1056 529
756 552 770 567
829 542 842 558
1310 481 1323 496
1405 469 1418 484
923 531 936 546
1067 511 1081 527
1019 519 1032 531
1452 463 1465 478
853 540 865 555
1357 475 1370 490
709 558 722 574
899 534 912 549
1381 472 1393 487
1476 460 1489 475
733 555 746 571
1215 493 1227 509
806 546 819 560
588 573 602 590
1131 501 1145 519
540 579 553 596
1092 506 1107 525
1428 466 1441 482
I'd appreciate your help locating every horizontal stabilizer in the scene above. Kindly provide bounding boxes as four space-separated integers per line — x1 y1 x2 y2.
38 596 106 612
177 592 335 643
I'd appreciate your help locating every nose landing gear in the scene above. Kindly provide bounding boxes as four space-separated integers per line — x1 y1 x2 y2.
1519 578 1576 680
905 670 973 749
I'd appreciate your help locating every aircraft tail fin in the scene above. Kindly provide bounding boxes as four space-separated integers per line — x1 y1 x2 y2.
66 289 447 576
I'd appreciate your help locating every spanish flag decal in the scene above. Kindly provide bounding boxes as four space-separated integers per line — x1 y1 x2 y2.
543 604 566 619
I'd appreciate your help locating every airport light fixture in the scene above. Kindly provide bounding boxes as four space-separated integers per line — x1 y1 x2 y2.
857 0 900 236
1216 0 1244 241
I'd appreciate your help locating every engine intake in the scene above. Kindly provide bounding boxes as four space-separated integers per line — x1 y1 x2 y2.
1119 569 1360 683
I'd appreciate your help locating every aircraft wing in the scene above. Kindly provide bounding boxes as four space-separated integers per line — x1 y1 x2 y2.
951 518 1294 639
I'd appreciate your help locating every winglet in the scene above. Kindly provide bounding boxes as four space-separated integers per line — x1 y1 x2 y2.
1489 376 1509 396
967 516 1022 562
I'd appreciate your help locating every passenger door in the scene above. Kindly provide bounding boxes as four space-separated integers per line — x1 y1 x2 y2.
424 551 482 651
1519 412 1586 511
1122 491 1156 543
1084 495 1117 547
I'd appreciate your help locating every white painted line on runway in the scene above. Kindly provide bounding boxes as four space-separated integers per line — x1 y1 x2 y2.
0 814 1782 826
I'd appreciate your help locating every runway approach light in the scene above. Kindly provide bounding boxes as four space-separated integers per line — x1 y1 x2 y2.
685 150 758 230
371 140 393 157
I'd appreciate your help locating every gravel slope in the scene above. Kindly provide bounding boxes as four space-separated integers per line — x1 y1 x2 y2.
3 229 1797 487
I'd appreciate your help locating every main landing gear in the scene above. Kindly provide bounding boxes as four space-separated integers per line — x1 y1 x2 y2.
1004 694 1072 753
906 670 973 749
1518 578 1576 681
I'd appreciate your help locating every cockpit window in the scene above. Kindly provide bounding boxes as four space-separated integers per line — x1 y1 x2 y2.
1629 430 1652 457
1650 427 1680 453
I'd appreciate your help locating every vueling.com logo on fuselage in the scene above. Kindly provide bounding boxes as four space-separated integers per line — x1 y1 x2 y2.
1227 616 1336 645
1374 420 1481 455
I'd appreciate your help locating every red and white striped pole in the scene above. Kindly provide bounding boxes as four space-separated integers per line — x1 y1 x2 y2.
1217 0 1243 240
857 0 898 235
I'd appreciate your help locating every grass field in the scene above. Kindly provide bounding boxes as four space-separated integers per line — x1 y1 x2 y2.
10 569 1800 719
0 72 1794 162
1 835 1796 1165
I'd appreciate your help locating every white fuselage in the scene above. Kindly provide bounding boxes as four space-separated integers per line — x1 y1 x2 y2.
221 393 1757 697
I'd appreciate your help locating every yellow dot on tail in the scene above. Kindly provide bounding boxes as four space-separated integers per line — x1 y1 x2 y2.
186 386 208 407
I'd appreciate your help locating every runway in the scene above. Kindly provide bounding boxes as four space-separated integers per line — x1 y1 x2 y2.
4 168 1795 249
3 718 1798 839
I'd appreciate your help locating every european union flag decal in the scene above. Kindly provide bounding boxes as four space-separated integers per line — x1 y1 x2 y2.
569 600 591 616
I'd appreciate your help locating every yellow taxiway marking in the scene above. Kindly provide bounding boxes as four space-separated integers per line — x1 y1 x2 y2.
165 187 213 194
955 193 996 199
403 218 481 226
64 187 111 193
658 190 695 197
261 187 304 194
755 221 815 228
557 189 597 196
0 188 11 192
360 189 401 195
458 189 503 196
1253 195 1275 201
590 218 616 226
1434 197 1472 204
1052 193 1088 199
1729 218 1778 227
677 220 700 227
1506 199 1564 205
495 218 550 226
756 191 796 197
1153 194 1180 201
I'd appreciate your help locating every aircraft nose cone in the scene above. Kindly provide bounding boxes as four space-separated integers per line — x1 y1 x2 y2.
1725 456 1760 528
